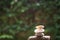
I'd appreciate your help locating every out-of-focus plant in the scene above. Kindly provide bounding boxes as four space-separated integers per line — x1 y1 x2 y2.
0 35 13 39
0 0 60 40
0 34 14 40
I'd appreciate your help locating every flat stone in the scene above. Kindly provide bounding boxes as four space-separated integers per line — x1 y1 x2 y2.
28 36 50 40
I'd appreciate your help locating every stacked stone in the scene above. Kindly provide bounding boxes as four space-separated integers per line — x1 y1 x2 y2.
34 25 45 37
28 25 50 40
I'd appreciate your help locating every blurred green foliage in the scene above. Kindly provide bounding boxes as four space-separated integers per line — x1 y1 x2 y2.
0 0 60 40
0 34 13 39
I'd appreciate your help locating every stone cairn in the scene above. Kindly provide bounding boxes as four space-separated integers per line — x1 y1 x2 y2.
28 25 50 40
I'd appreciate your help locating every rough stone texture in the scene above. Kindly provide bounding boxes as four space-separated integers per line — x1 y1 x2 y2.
28 36 50 40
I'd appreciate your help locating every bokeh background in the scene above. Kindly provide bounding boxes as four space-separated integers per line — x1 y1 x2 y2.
0 0 60 40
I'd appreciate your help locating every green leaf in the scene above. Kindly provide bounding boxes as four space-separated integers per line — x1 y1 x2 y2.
0 35 13 39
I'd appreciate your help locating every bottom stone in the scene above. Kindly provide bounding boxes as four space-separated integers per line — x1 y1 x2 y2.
28 36 50 40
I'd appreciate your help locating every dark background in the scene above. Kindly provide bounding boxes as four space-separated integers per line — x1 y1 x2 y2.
0 0 60 40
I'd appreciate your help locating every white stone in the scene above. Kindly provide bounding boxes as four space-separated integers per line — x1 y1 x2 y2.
43 36 50 38
29 36 37 39
35 33 44 36
34 29 45 33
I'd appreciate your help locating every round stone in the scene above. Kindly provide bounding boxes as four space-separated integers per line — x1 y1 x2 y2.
34 29 45 33
36 25 44 29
